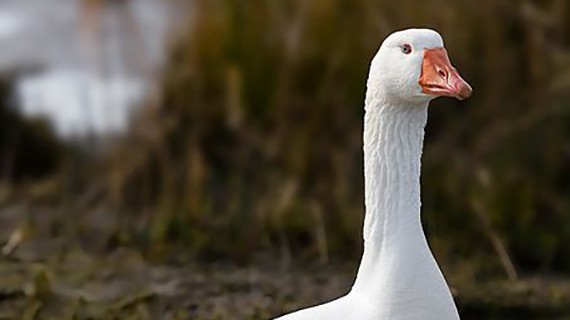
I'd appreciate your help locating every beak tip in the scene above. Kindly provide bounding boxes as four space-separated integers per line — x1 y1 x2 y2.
458 84 473 100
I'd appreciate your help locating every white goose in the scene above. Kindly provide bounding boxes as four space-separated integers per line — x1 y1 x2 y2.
274 29 472 320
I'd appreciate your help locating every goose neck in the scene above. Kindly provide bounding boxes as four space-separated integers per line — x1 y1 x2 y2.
352 99 429 290
363 101 428 242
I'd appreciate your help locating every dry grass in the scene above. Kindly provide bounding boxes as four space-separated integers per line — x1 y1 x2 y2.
95 0 570 277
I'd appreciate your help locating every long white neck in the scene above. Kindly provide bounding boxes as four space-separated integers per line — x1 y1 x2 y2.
352 95 428 287
350 93 459 319
363 98 427 246
346 90 456 314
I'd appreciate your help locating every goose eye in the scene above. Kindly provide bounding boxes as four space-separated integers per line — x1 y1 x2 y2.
401 44 412 54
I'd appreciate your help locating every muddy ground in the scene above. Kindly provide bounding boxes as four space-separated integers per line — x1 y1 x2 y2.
2 249 570 319
1 207 570 319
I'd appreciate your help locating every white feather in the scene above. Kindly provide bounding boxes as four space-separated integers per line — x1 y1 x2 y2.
274 29 460 320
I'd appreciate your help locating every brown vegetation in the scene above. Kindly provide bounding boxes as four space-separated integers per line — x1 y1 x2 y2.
96 0 570 278
1 0 570 318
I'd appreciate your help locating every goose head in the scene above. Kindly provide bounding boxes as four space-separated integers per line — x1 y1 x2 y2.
369 28 472 104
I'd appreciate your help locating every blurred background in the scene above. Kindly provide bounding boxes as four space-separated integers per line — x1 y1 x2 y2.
1 0 570 319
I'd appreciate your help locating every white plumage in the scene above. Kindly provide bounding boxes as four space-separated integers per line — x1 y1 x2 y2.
274 28 472 320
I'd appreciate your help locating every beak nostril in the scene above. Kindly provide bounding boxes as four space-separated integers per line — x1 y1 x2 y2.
438 69 447 78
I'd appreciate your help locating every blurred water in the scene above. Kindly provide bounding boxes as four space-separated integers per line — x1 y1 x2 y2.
0 0 187 137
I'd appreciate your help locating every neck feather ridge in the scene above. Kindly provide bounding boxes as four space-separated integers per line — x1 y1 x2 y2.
360 98 428 268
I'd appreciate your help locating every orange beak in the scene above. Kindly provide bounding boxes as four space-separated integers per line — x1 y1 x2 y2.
419 48 472 100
